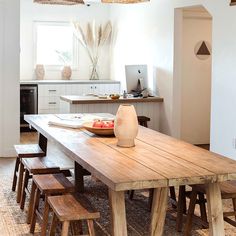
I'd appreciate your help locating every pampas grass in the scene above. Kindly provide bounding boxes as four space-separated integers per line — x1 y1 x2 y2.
73 21 112 76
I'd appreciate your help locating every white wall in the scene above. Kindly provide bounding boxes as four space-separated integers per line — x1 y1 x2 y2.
20 0 111 81
180 11 212 144
110 0 236 159
110 1 175 135
0 0 20 157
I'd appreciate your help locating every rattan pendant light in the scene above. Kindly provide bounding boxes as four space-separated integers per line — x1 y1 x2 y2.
230 0 236 5
34 0 149 5
34 0 84 5
102 0 148 3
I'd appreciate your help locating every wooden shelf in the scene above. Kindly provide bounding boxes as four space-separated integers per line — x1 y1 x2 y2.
60 95 164 105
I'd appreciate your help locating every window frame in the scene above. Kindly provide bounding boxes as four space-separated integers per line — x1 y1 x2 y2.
33 21 79 70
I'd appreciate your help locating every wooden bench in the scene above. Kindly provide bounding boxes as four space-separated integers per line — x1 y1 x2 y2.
48 194 100 236
13 144 46 203
29 173 74 236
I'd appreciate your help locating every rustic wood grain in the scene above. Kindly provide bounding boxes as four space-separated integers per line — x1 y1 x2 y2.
60 95 163 104
109 189 127 236
206 183 225 236
150 187 168 236
24 114 236 236
137 126 236 182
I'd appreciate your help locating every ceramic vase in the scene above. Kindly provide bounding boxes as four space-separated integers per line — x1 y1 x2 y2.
35 64 45 80
114 104 139 148
62 66 72 80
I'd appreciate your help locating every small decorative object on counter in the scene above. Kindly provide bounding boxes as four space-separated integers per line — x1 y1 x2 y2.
114 104 139 147
110 94 120 100
62 66 72 80
123 90 127 98
35 64 45 80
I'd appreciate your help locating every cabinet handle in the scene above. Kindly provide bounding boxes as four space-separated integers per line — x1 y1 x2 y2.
95 86 97 89
48 102 57 105
48 90 57 92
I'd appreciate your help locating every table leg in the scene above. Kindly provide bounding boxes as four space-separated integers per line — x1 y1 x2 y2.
206 182 225 236
109 189 127 236
74 162 85 193
39 133 47 155
150 187 168 236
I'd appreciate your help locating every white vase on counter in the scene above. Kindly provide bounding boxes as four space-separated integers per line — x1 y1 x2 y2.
114 104 139 148
62 66 72 80
35 64 45 80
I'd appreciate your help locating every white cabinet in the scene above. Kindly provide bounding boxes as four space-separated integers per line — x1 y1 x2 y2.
65 83 120 95
38 84 66 114
38 82 120 114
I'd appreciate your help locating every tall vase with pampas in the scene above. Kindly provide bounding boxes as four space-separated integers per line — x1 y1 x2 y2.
73 21 112 80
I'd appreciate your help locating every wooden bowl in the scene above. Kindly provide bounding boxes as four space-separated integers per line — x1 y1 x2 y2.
110 94 120 100
83 122 114 136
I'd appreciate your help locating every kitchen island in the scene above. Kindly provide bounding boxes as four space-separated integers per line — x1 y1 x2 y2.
60 95 164 131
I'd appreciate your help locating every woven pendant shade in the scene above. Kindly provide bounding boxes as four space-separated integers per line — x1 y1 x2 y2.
34 0 149 5
102 0 148 3
34 0 84 5
230 0 236 5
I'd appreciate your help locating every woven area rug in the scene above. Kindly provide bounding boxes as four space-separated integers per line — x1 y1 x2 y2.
1 174 236 236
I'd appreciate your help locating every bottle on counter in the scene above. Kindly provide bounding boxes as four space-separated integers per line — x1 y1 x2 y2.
123 90 127 99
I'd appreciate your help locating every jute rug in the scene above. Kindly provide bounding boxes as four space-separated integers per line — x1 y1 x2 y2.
0 174 236 236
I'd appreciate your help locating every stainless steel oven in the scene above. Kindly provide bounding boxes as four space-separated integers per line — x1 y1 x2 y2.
20 85 38 131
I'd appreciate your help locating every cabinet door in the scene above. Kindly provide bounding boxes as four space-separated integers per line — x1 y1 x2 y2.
93 83 121 95
66 84 93 95
38 84 66 97
38 84 65 114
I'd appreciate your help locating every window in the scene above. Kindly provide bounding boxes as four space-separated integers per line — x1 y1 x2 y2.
34 22 78 68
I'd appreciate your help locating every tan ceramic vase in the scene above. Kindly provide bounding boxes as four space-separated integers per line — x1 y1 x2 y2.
35 64 45 80
114 104 139 147
62 66 72 80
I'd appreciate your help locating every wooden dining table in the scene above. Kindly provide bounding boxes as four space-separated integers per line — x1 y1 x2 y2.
25 114 236 236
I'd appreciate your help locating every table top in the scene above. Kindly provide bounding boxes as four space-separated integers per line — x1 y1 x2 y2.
25 114 236 191
60 95 164 104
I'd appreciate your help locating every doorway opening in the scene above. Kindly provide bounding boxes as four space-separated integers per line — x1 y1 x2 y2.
173 6 213 148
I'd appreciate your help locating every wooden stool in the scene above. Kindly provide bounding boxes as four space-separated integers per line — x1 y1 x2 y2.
13 144 45 203
47 194 100 236
184 181 236 235
29 173 74 236
20 156 61 210
137 116 150 128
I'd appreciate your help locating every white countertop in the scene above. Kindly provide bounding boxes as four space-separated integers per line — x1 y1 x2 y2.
20 80 120 85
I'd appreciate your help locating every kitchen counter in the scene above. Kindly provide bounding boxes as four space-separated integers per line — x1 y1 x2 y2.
60 95 164 104
60 95 164 131
20 80 120 85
